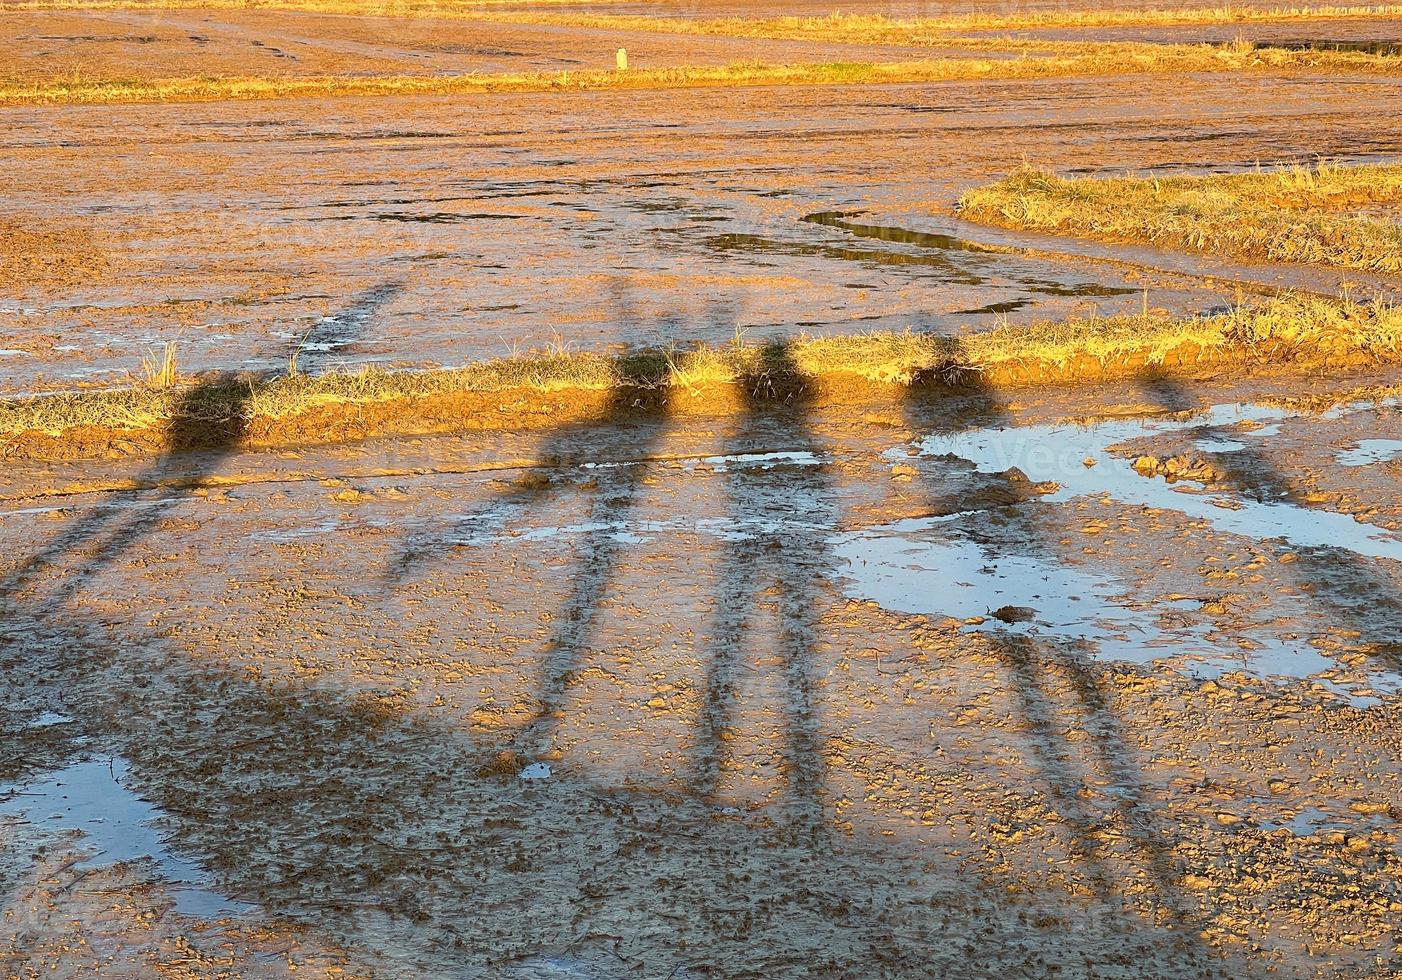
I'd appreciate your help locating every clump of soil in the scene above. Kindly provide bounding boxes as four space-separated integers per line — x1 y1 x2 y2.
990 604 1037 623
1133 452 1228 483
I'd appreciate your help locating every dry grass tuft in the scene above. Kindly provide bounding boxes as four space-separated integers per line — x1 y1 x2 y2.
139 342 180 389
958 163 1402 272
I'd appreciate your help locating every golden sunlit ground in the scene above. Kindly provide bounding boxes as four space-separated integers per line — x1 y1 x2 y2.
2 2 1402 978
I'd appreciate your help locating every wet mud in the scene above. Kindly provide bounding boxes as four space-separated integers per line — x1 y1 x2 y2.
4 6 1402 976
4 368 1402 976
5 42 1402 391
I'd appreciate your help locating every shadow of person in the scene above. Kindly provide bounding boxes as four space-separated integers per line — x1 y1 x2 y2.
687 340 836 835
1134 365 1402 674
292 280 404 375
896 355 1221 968
0 355 1251 976
0 376 252 609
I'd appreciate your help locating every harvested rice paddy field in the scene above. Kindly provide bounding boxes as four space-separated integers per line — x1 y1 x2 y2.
4 2 1402 977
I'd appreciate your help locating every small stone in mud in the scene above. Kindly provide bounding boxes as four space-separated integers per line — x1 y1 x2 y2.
990 605 1035 624
1082 457 1097 467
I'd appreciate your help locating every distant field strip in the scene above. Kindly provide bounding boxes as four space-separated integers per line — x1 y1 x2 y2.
5 2 1402 34
468 7 1402 44
960 164 1402 273
0 0 611 8
4 294 1399 458
7 44 1402 105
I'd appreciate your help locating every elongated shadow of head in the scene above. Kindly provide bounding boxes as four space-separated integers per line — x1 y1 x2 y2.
1 376 252 610
382 352 673 585
294 281 404 375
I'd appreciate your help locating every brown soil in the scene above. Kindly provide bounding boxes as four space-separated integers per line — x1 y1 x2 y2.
5 370 1402 977
5 68 1402 394
0 217 110 290
5 7 1402 976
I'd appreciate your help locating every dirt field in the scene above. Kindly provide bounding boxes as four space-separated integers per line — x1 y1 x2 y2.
5 65 1402 392
3 3 1402 978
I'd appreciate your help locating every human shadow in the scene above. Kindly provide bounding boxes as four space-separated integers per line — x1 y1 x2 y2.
292 280 404 374
0 376 251 609
897 359 1220 968
0 359 1262 977
687 340 836 833
1134 367 1402 673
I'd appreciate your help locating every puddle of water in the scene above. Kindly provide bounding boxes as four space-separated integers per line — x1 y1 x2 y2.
1337 439 1402 467
897 402 1402 563
29 711 74 728
829 399 1402 691
0 757 251 919
1196 437 1247 453
690 450 821 473
1259 805 1391 836
502 954 624 979
800 210 990 253
831 514 1348 682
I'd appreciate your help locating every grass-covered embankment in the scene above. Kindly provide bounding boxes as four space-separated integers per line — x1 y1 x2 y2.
8 2 1402 35
8 42 1402 106
3 294 1400 460
958 164 1402 273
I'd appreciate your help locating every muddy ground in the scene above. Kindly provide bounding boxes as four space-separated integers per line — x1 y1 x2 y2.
4 4 1402 978
3 369 1402 977
4 10 1402 390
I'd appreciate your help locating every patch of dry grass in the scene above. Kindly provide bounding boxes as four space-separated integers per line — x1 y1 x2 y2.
958 163 1402 272
4 294 1399 442
469 7 1402 45
7 42 1402 106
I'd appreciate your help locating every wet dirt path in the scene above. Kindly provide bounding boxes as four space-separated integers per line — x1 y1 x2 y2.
2 369 1400 976
4 69 1402 392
